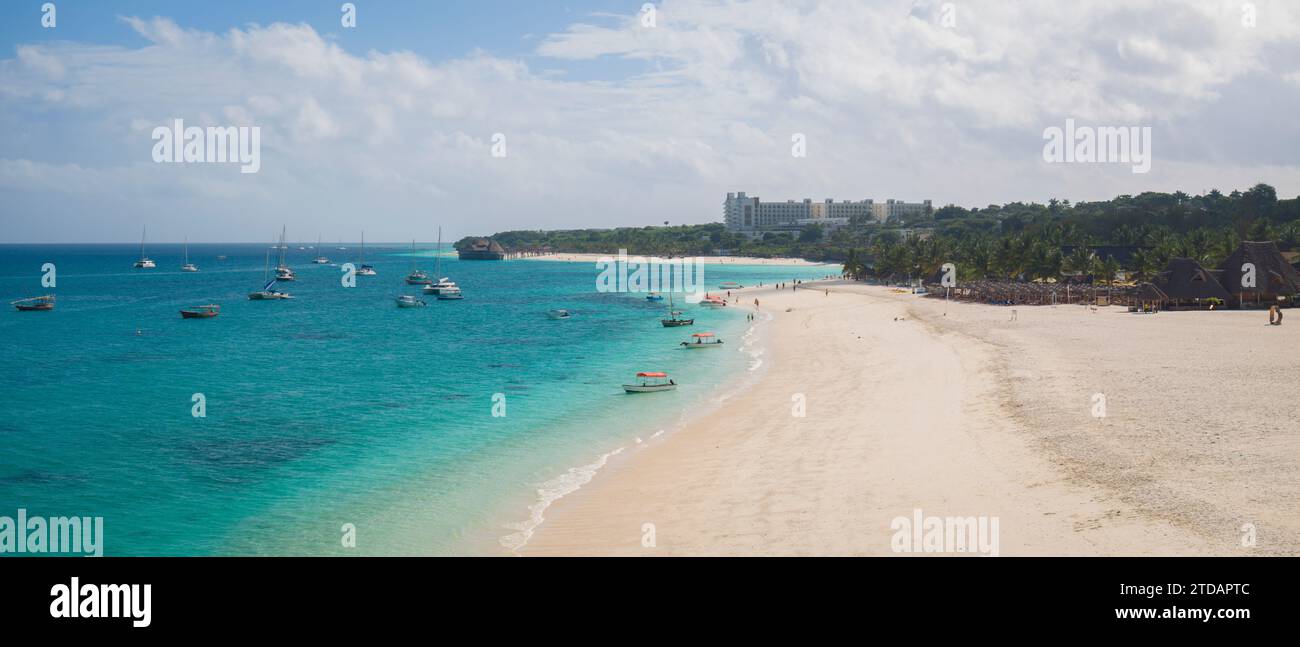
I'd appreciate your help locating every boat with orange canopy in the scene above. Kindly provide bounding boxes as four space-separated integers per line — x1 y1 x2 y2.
622 371 677 393
680 331 723 348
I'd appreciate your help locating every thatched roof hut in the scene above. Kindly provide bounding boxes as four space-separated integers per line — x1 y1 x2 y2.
1153 257 1230 304
1216 241 1300 305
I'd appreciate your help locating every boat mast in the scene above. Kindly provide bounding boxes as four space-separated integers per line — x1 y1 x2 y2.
434 227 442 277
139 225 147 261
184 236 189 264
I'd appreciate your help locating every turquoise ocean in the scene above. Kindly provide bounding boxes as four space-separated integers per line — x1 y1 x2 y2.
0 243 836 555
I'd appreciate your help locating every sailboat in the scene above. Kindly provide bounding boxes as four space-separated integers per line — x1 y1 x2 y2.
357 231 376 276
133 226 156 268
405 240 431 285
181 237 198 272
248 246 292 300
274 226 296 281
422 227 457 295
312 235 330 264
661 292 694 327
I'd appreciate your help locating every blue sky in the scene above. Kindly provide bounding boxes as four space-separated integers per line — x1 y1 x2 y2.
3 1 1300 242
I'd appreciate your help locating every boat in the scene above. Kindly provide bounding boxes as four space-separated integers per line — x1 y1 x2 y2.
660 293 694 327
622 371 677 393
180 304 220 319
181 237 198 272
248 247 293 300
356 231 376 276
645 292 664 302
273 226 296 281
312 235 330 264
422 228 456 294
700 294 727 307
719 282 742 290
547 309 572 319
395 295 426 308
133 226 156 268
11 295 54 311
405 240 431 284
436 286 463 300
681 331 724 348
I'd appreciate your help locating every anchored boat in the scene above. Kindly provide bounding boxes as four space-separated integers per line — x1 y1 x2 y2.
622 371 676 393
660 293 693 327
181 237 198 272
405 240 431 284
312 235 330 264
681 331 723 348
133 226 156 268
395 295 427 308
356 231 376 276
248 247 292 300
180 304 220 319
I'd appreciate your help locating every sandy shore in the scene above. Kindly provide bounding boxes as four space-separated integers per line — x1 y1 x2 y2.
520 281 1297 556
517 252 834 267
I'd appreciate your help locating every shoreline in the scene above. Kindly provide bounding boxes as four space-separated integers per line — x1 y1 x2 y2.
521 282 1295 556
490 296 774 555
514 252 836 267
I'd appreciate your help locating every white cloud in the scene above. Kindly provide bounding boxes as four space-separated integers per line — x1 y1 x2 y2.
2 0 1300 242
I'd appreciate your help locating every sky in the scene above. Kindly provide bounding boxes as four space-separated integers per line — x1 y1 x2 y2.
2 0 1300 243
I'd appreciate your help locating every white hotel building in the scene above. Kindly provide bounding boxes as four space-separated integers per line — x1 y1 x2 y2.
723 192 932 236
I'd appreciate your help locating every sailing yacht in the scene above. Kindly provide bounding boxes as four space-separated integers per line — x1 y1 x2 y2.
405 240 431 285
181 237 198 272
357 231 377 276
248 247 292 300
312 235 330 264
274 226 296 281
660 292 694 327
422 227 457 295
133 226 156 268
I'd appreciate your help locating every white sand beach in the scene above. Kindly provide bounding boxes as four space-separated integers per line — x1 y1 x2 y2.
518 252 832 267
521 281 1298 556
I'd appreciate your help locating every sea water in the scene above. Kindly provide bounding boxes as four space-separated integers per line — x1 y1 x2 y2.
0 244 836 555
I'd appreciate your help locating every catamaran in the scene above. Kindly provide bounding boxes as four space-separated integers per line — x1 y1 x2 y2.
680 331 724 348
133 226 156 268
395 294 427 308
248 247 292 300
181 237 198 272
622 371 677 393
548 309 572 319
422 227 457 294
405 240 431 284
11 295 55 311
436 285 463 300
312 235 330 264
274 226 296 281
357 231 376 276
